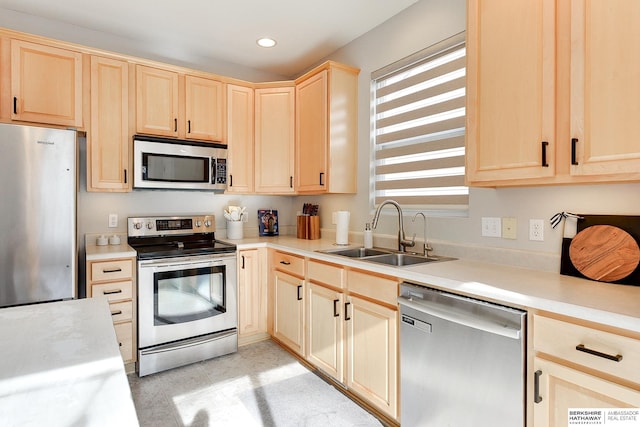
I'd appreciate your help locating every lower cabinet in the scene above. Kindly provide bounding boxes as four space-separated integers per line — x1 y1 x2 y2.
270 251 305 356
532 313 640 426
345 294 398 418
85 256 136 364
304 259 399 420
237 248 268 345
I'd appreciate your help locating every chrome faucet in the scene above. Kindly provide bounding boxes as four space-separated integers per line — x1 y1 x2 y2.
371 200 415 252
412 212 433 256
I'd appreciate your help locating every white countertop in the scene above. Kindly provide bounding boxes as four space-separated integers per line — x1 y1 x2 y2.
86 243 137 261
229 236 640 333
0 298 139 426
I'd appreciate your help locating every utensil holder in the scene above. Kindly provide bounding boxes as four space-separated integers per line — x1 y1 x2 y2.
297 216 320 240
227 221 243 240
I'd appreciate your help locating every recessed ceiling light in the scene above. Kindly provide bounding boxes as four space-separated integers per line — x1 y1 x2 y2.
257 37 277 48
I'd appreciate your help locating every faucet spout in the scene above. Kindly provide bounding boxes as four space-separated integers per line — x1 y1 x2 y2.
371 200 415 252
412 212 433 256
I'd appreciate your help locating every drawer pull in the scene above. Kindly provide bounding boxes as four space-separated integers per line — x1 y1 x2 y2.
541 141 549 167
575 344 623 362
534 370 543 403
119 342 122 347
102 268 122 273
333 299 339 317
103 289 123 295
280 260 291 265
345 302 351 321
297 285 303 301
111 310 123 316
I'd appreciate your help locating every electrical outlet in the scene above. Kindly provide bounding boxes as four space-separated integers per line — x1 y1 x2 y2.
529 219 544 241
502 217 517 239
108 213 118 228
481 217 501 237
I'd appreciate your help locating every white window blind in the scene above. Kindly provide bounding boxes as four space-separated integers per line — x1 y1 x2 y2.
372 32 468 211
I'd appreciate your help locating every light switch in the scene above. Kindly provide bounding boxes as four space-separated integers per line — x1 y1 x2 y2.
108 213 118 228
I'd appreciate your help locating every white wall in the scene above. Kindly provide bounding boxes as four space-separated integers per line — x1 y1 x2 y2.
300 0 640 270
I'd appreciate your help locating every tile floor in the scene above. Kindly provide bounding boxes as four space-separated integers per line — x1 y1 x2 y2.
128 340 384 427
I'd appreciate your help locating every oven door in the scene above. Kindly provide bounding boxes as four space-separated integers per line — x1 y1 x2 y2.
138 254 237 349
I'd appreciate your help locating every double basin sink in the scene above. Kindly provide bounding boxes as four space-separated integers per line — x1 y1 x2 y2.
318 246 455 267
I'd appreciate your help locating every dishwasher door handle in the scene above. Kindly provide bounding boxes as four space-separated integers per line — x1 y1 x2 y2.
397 295 522 340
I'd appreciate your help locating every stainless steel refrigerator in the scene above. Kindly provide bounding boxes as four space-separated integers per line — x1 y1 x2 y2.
0 123 77 308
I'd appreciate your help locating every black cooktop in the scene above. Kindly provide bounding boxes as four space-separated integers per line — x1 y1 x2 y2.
129 236 236 260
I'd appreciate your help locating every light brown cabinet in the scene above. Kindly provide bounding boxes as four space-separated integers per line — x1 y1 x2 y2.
466 0 640 186
532 313 640 426
295 62 359 194
136 65 225 142
254 86 295 194
88 56 130 191
237 248 268 345
86 257 137 364
226 84 255 193
270 251 305 355
10 39 83 127
302 260 399 420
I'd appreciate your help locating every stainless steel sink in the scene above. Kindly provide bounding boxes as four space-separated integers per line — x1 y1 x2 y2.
320 247 390 258
317 247 455 266
364 253 451 266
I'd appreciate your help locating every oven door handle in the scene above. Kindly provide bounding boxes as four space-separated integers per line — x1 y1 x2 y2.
139 256 234 269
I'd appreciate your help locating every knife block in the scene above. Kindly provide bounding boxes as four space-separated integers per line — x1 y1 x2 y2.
297 215 320 240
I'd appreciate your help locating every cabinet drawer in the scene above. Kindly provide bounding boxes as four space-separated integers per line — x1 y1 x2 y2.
534 314 640 385
114 321 134 362
273 251 305 277
90 259 133 282
109 300 133 323
308 260 345 289
347 269 398 306
91 280 132 301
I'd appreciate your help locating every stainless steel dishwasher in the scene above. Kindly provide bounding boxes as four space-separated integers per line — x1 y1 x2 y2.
398 282 527 427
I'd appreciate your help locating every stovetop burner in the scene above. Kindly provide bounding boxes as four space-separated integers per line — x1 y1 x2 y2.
127 215 236 259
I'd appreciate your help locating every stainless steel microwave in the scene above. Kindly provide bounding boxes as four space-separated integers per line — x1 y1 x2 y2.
133 135 227 191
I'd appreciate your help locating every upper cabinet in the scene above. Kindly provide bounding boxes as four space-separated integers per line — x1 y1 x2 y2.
135 65 179 137
568 0 640 178
88 56 130 192
10 39 83 127
135 65 225 142
226 84 255 193
295 62 359 194
466 0 640 186
254 86 296 194
466 0 556 184
184 75 225 142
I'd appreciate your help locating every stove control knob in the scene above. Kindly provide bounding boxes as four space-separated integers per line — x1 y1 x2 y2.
133 222 142 230
195 220 202 228
146 222 154 230
204 220 211 227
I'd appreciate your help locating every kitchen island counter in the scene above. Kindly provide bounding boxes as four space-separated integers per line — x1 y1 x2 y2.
0 297 139 426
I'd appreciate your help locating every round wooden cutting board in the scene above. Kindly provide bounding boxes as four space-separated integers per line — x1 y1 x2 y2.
569 225 640 282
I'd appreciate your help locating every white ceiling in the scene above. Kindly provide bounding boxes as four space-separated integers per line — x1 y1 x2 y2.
0 0 418 77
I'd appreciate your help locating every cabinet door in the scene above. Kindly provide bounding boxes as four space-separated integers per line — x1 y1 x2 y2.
10 39 82 127
237 249 266 339
466 0 556 183
88 56 129 191
136 65 179 137
307 283 344 382
227 84 254 193
272 270 304 355
296 70 328 193
346 295 397 419
533 357 640 427
185 75 224 142
570 0 640 176
255 87 295 194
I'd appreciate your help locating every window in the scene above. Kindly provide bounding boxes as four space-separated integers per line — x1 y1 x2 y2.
372 32 468 214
